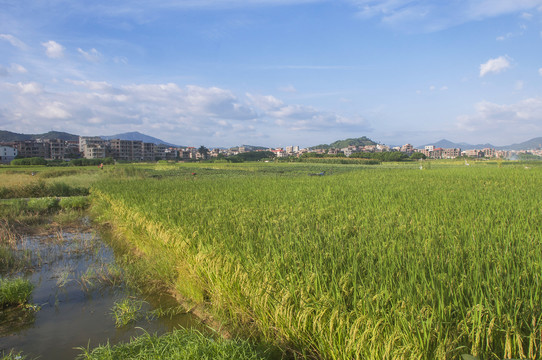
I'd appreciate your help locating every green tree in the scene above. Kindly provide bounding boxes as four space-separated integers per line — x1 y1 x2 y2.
410 152 426 160
198 146 209 158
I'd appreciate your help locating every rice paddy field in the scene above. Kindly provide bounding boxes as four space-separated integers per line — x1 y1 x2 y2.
88 161 542 359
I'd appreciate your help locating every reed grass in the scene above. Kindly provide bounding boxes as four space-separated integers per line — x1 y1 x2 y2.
91 162 542 359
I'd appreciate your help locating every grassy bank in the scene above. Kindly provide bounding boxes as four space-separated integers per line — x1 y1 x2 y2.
78 328 274 360
91 162 542 359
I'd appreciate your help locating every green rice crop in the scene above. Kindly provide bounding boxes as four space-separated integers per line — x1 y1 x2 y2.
92 163 542 359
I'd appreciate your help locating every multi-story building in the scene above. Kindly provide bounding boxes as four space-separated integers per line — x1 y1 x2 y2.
141 142 155 161
442 148 461 159
154 144 168 160
483 148 496 158
11 140 49 159
47 139 65 160
0 146 17 164
401 144 414 154
109 139 145 162
79 136 107 159
462 149 484 158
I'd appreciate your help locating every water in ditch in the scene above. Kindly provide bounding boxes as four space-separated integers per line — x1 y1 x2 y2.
0 227 206 360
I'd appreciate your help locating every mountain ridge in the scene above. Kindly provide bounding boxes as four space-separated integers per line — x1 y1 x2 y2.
420 137 542 151
1 130 542 151
100 131 180 147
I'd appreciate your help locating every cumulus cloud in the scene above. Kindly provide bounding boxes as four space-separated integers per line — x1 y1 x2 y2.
247 93 370 131
0 79 371 145
15 82 43 95
457 98 542 139
479 56 511 77
0 34 27 49
42 40 65 58
78 48 102 62
39 102 71 119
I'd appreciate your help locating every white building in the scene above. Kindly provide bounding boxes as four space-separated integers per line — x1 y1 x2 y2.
0 146 18 164
79 136 107 159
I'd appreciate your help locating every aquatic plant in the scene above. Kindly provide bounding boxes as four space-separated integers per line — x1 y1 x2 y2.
0 350 27 360
111 298 146 327
0 278 34 308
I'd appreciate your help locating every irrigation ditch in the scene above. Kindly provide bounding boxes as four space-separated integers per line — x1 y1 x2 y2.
0 199 212 359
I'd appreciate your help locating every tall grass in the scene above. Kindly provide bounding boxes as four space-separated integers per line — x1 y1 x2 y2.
0 278 33 308
92 163 542 359
77 328 274 360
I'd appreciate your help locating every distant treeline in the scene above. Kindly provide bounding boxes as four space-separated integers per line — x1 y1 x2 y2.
297 151 425 162
212 151 275 163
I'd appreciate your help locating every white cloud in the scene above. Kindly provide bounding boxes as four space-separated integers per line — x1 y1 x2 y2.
479 56 511 77
539 68 542 76
350 0 542 32
10 64 27 74
78 48 102 62
496 32 514 41
247 92 370 132
0 34 27 49
39 102 71 119
515 80 524 90
279 84 297 93
0 79 371 145
0 64 28 77
42 40 65 59
16 82 43 95
457 98 542 139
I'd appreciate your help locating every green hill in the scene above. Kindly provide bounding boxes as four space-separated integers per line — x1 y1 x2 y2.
312 136 377 150
0 130 79 142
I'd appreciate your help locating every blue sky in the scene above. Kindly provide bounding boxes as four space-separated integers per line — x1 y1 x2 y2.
1 0 542 148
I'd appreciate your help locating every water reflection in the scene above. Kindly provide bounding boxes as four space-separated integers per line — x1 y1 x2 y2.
0 229 204 360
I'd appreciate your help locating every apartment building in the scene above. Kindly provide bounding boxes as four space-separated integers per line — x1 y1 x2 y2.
0 146 17 164
79 136 107 159
11 140 49 159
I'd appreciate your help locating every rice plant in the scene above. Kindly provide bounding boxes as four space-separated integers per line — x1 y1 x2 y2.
91 162 542 359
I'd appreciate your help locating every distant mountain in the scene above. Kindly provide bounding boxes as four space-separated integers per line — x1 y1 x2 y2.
101 132 180 147
232 145 269 151
501 137 542 151
0 130 78 142
420 139 496 150
312 136 377 150
420 138 542 151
